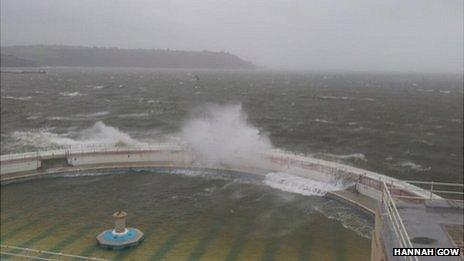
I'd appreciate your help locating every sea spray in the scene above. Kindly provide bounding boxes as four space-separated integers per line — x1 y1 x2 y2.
11 105 348 199
181 104 272 166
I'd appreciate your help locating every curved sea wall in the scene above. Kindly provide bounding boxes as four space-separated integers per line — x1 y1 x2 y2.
0 144 435 211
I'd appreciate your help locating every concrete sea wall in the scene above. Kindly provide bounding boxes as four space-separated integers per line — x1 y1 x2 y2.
0 144 433 213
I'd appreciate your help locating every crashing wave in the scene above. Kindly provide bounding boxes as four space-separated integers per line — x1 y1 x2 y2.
10 121 141 148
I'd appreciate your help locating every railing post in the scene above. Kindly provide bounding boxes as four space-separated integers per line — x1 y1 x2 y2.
430 181 434 199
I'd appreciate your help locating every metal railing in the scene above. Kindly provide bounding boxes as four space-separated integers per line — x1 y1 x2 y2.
380 181 419 261
380 180 463 261
398 180 464 201
0 142 188 162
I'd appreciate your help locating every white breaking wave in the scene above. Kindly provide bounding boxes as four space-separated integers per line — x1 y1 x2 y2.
264 172 342 196
47 116 81 121
182 104 272 166
11 129 78 148
117 112 150 119
47 111 109 121
26 112 43 120
312 118 330 123
79 111 109 118
314 153 367 162
60 91 85 97
2 95 33 101
416 88 434 93
11 121 141 148
317 95 375 102
397 161 431 172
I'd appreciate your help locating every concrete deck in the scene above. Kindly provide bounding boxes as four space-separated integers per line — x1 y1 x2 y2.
327 186 377 216
382 200 464 261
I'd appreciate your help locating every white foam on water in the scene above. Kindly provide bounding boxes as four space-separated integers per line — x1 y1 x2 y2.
47 116 80 121
117 112 150 119
318 95 350 100
26 115 41 120
397 161 431 172
76 111 110 118
418 139 434 146
416 88 434 93
11 121 142 148
312 118 330 123
317 95 375 102
59 91 85 97
1 95 33 101
47 111 109 121
11 129 77 148
264 172 342 196
314 152 367 162
26 112 43 120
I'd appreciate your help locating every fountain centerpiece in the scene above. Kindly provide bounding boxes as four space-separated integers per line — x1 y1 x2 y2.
96 210 144 250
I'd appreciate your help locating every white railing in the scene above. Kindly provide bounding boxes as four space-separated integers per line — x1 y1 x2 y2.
399 180 464 201
0 144 438 192
381 181 419 261
0 143 188 162
1 144 455 206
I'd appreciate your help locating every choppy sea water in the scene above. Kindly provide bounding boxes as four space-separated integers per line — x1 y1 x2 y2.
0 68 462 259
1 68 462 182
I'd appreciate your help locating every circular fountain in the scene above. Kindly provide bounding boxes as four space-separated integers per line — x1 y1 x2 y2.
96 211 144 250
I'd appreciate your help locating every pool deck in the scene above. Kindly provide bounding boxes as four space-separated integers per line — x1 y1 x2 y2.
381 199 464 261
327 188 378 216
327 186 377 216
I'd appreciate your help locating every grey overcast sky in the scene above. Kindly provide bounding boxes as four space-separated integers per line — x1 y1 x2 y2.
1 0 463 72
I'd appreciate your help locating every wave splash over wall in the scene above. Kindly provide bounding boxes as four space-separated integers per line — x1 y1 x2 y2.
264 172 342 196
181 104 343 196
10 104 343 197
181 104 272 166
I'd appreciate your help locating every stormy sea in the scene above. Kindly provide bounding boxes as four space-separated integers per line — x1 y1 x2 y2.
1 68 462 260
2 68 462 183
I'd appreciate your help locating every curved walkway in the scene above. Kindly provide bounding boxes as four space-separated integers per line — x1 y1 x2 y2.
0 144 437 214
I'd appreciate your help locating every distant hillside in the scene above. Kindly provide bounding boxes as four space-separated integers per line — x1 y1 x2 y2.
0 53 38 67
1 45 256 69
